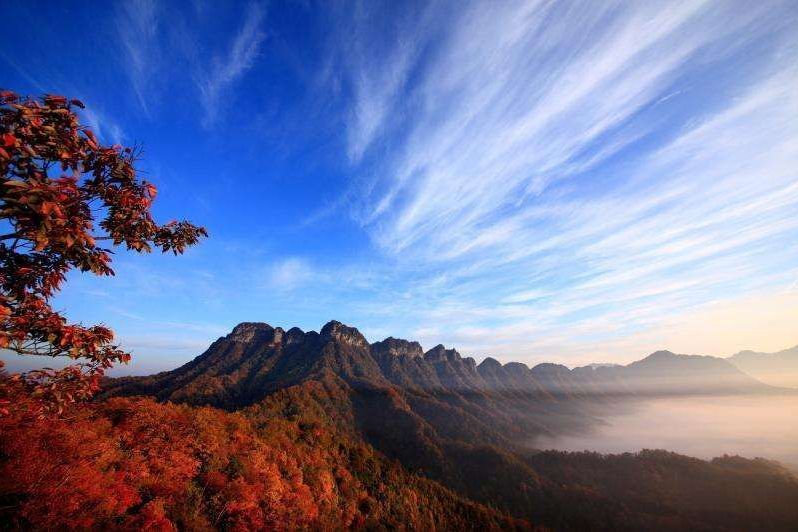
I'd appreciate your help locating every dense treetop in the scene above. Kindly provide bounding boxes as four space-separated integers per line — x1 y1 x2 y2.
0 91 206 414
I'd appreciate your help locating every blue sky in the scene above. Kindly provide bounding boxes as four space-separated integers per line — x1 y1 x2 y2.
1 0 797 373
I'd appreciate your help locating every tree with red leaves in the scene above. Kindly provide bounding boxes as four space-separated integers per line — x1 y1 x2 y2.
0 90 206 415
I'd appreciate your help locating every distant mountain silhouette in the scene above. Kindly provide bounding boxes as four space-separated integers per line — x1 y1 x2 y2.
102 320 798 530
571 349 773 395
728 345 798 388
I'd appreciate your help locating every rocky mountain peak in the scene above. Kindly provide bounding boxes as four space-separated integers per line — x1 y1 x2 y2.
504 362 530 375
645 350 677 360
478 357 502 370
320 320 369 348
531 362 571 377
630 350 696 368
228 322 277 343
424 344 461 363
285 327 306 345
372 337 424 358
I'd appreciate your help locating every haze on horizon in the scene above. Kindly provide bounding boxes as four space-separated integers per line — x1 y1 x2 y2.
532 393 798 470
1 0 797 374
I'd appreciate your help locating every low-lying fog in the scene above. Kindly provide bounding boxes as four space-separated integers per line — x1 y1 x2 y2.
533 394 798 469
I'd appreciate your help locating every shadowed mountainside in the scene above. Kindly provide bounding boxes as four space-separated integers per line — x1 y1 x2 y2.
97 320 798 531
107 321 773 405
105 320 777 466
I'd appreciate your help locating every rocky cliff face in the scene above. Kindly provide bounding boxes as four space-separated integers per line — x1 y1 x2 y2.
104 319 774 465
372 336 424 358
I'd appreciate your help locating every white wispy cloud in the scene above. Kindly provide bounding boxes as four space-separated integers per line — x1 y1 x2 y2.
81 107 125 145
197 2 266 128
116 0 160 114
321 0 798 363
319 2 448 163
115 0 266 127
264 257 317 291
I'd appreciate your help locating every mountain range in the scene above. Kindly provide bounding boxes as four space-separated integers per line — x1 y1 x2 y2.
727 346 798 388
107 320 777 404
94 320 798 530
106 320 778 462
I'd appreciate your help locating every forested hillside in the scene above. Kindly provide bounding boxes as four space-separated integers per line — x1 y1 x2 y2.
76 321 798 530
0 395 527 530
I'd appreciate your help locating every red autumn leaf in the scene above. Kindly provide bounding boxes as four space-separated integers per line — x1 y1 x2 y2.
0 91 206 417
0 90 18 102
44 94 67 106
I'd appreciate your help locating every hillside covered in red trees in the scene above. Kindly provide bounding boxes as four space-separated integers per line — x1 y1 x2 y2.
3 320 797 531
1 394 527 530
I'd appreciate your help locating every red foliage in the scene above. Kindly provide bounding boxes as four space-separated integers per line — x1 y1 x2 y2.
0 90 206 414
0 394 526 530
0 398 317 529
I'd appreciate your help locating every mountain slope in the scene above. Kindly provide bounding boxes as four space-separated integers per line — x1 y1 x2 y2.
105 321 777 459
0 395 529 530
570 350 773 395
106 322 553 497
728 346 798 388
99 320 798 531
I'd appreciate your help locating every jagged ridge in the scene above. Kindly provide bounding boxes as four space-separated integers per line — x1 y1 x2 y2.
102 320 796 530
